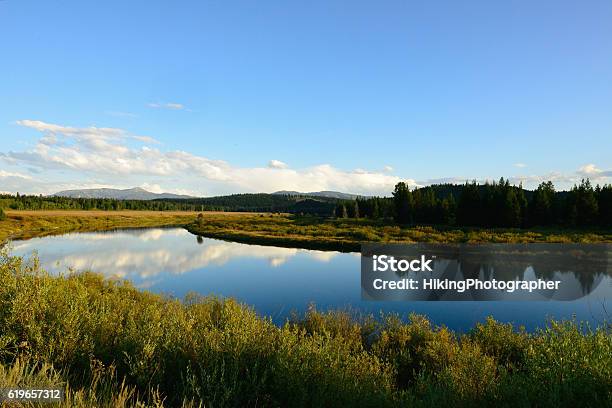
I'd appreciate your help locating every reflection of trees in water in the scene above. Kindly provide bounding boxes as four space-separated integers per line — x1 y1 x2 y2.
454 246 609 294
381 244 611 294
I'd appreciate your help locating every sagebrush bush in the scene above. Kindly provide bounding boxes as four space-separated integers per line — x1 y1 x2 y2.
0 252 610 407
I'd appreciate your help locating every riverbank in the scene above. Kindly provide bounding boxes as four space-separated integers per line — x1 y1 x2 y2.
0 210 201 243
187 213 612 251
0 253 610 407
2 210 611 249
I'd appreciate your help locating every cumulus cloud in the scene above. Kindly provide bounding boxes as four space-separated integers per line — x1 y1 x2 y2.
4 119 609 195
14 120 159 146
268 160 288 169
421 165 612 189
577 164 612 179
513 163 527 168
509 166 612 187
2 120 406 196
0 170 34 194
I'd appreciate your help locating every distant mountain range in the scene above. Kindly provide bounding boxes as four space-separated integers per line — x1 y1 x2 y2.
51 187 194 200
273 190 366 200
51 187 366 201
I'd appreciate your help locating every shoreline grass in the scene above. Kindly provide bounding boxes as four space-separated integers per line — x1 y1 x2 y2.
0 210 198 243
2 210 611 251
187 213 612 252
0 253 610 407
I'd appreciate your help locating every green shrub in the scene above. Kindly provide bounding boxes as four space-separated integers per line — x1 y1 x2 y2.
469 317 529 368
0 252 610 407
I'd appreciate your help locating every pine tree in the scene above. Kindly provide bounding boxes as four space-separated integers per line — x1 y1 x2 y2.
440 194 457 225
575 179 598 226
516 183 528 227
529 181 555 226
393 182 414 224
457 181 480 226
500 188 521 227
371 199 380 219
597 184 612 227
566 179 598 226
334 203 345 218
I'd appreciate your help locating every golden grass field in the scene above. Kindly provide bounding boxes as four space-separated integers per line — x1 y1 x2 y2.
186 213 612 251
0 210 202 242
2 210 611 249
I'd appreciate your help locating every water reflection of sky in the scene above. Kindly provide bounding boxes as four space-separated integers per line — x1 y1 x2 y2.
10 228 612 332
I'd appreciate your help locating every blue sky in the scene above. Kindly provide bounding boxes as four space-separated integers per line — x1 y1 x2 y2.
0 0 611 196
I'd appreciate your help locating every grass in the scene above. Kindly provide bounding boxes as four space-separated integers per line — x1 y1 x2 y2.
0 252 610 407
1 210 610 249
0 210 209 243
187 213 612 251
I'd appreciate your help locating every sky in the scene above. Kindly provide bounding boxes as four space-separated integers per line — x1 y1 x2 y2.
0 0 611 196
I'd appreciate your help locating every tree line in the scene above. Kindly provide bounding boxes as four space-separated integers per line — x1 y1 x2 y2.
2 178 611 228
0 193 336 214
335 178 611 228
0 194 200 212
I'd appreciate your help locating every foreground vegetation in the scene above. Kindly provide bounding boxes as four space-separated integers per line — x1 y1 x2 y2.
0 253 610 407
188 213 612 251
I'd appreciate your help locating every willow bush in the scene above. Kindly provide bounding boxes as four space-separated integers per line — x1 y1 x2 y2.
0 252 610 407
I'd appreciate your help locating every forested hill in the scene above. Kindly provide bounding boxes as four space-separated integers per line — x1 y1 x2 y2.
0 192 337 215
163 194 337 214
334 179 611 228
418 183 558 201
1 179 610 229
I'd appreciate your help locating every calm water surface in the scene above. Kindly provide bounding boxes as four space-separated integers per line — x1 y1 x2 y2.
10 228 612 331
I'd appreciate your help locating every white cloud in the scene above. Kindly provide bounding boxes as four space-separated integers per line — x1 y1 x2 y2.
383 165 394 173
14 120 159 146
4 119 609 195
268 160 288 169
513 163 527 168
0 170 32 180
0 170 35 194
577 164 612 179
139 183 164 194
3 120 406 196
509 165 611 187
131 135 161 144
421 164 611 190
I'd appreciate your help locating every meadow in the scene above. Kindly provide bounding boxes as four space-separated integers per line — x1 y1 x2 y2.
0 252 610 407
1 210 611 250
187 213 612 251
0 210 204 243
